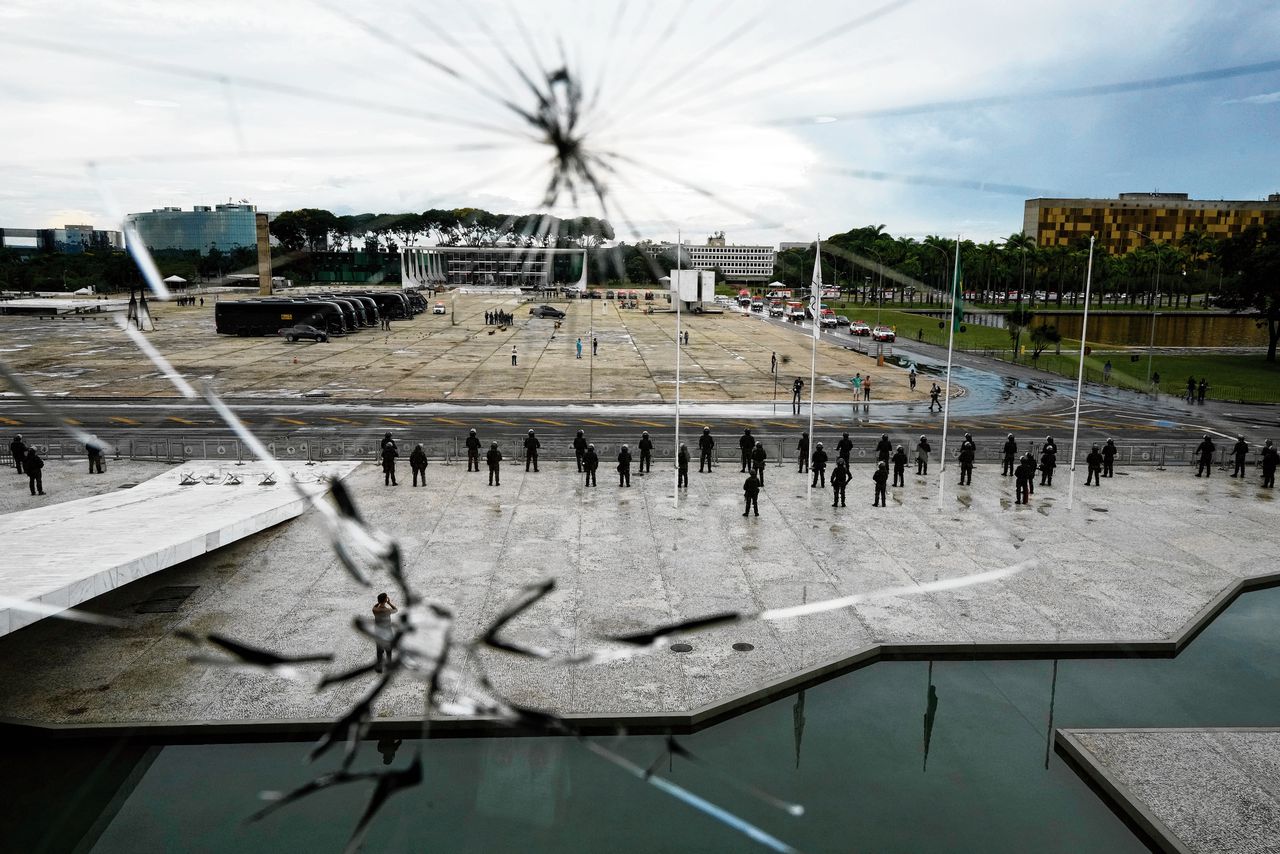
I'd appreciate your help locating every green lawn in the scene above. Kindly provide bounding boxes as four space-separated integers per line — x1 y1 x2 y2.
866 308 1017 351
1012 351 1280 403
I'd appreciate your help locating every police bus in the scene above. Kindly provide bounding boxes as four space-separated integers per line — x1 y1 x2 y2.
215 299 346 337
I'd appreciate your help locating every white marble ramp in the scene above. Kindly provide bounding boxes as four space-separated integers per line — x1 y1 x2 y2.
0 459 358 636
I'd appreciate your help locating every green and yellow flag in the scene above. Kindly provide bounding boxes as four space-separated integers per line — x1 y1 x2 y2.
951 253 964 332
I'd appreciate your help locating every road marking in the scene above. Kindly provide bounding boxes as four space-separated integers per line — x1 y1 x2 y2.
730 420 756 428
432 417 467 426
0 417 21 426
531 418 567 427
277 417 307 426
484 418 518 426
166 416 198 425
61 417 80 426
108 416 140 425
630 419 666 428
324 416 359 425
766 420 797 428
581 418 615 427
381 417 412 426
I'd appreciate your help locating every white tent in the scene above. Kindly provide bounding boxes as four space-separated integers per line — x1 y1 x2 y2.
162 275 187 284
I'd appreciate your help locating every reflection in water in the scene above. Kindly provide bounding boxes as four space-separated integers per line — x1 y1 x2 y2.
922 661 938 772
1043 660 1059 770
376 737 402 766
792 691 806 770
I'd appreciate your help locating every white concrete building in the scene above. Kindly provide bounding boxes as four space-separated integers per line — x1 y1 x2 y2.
649 235 776 281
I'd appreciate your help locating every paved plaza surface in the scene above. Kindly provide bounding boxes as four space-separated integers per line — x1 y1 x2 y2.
0 295 920 403
1059 728 1280 853
0 458 1274 728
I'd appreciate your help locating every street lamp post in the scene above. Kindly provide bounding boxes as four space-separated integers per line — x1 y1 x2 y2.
1130 230 1162 387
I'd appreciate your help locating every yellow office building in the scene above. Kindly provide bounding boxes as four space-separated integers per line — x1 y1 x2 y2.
1024 192 1280 254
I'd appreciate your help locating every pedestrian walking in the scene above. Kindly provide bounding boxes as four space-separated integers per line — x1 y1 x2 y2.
1186 375 1196 404
742 472 761 517
381 441 399 486
584 444 599 486
958 436 975 486
638 431 653 474
1014 454 1032 504
25 448 44 495
771 352 777 374
698 427 715 472
592 337 598 356
86 439 105 474
831 459 850 507
1039 446 1056 487
1103 360 1112 383
909 367 917 391
929 383 942 412
792 377 804 415
573 430 588 472
9 434 26 474
466 429 482 472
371 593 398 674
797 431 810 473
617 445 632 487
486 443 502 486
1152 370 1161 393
872 461 889 506
811 442 828 488
916 435 931 475
1261 439 1277 488
863 375 873 401
511 345 518 366
875 433 892 464
836 432 853 466
1001 434 1017 476
1231 436 1250 478
524 429 541 472
751 441 768 485
576 337 583 359
1085 445 1103 486
738 429 755 472
892 445 908 487
409 443 428 486
1102 438 1117 478
1197 377 1208 405
1195 434 1215 477
677 444 690 489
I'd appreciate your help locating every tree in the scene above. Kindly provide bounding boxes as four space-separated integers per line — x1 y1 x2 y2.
1029 324 1061 360
1218 219 1280 362
1007 308 1034 361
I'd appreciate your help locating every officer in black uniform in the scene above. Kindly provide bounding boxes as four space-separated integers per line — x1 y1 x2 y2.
9 434 26 474
573 430 587 472
1195 434 1215 477
1002 434 1017 476
1231 436 1250 478
1261 439 1277 488
872 461 889 506
1014 453 1032 504
1102 438 1117 478
811 442 828 488
743 471 761 516
892 445 908 487
524 429 541 472
837 432 853 466
25 448 45 495
830 459 850 507
738 429 755 472
751 441 768 485
875 433 892 464
1022 451 1037 496
584 443 599 487
698 427 715 473
617 444 632 487
792 377 804 415
410 443 428 486
486 442 502 486
86 439 105 474
797 431 809 473
958 442 975 486
381 441 399 486
1085 445 1103 486
916 435 931 475
638 431 653 474
466 429 481 472
677 443 690 489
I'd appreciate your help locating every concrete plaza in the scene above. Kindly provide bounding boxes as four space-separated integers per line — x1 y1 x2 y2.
0 456 1274 728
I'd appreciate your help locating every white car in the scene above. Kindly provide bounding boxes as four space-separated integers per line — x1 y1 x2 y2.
850 321 871 336
871 326 896 342
432 302 447 315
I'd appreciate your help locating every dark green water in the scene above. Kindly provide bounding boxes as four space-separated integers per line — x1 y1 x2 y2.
12 585 1280 853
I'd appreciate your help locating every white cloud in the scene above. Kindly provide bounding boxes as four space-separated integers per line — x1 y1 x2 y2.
1223 91 1280 105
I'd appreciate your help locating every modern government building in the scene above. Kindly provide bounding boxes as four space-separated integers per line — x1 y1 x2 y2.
0 224 123 254
1024 191 1280 254
648 234 777 281
123 203 258 254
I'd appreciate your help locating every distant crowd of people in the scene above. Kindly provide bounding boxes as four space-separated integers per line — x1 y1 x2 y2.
485 310 513 326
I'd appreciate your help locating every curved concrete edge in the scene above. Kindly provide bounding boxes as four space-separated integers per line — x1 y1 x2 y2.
7 571 1280 743
1054 729 1193 854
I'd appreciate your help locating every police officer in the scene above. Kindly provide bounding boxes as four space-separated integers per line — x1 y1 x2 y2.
916 435 931 476
958 442 975 486
1039 444 1056 487
524 429 541 472
875 433 892 464
1085 444 1103 486
698 427 715 472
617 444 632 487
830 459 850 507
836 432 853 466
891 445 908 487
1001 434 1017 477
677 443 690 489
1261 439 1278 488
381 431 396 453
573 430 588 472
738 429 755 472
638 431 653 474
466 429 482 472
1022 451 1037 496
872 460 889 507
86 439 105 474
381 440 399 486
797 431 810 473
1102 438 1117 478
751 441 768 485
792 376 804 415
929 383 942 412
409 443 429 486
811 442 828 488
1043 435 1057 457
486 442 502 485
1014 453 1032 504
1195 434 1215 477
9 434 26 474
1231 436 1250 478
743 470 761 517
25 448 44 495
584 443 599 487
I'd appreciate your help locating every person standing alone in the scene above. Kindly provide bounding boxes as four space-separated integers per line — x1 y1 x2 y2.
830 459 850 507
698 427 715 472
486 442 502 486
465 429 482 472
25 448 44 495
872 461 889 506
742 471 761 517
792 377 804 415
409 443 428 486
381 441 399 486
638 431 653 474
371 593 398 673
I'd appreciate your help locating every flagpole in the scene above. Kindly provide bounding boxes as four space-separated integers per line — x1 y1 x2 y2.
807 237 821 501
1066 235 1095 511
938 236 960 504
674 229 682 509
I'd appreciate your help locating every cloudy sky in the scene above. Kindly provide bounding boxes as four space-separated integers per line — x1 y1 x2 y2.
2 0 1278 246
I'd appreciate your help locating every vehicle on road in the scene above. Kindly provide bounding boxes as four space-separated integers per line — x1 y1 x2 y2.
785 301 806 322
850 320 871 336
278 323 329 343
834 315 850 326
820 309 838 328
871 325 896 342
530 304 567 319
750 299 764 312
768 300 785 317
432 302 447 315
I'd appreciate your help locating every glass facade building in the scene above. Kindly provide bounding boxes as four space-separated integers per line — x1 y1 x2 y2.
124 204 258 254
